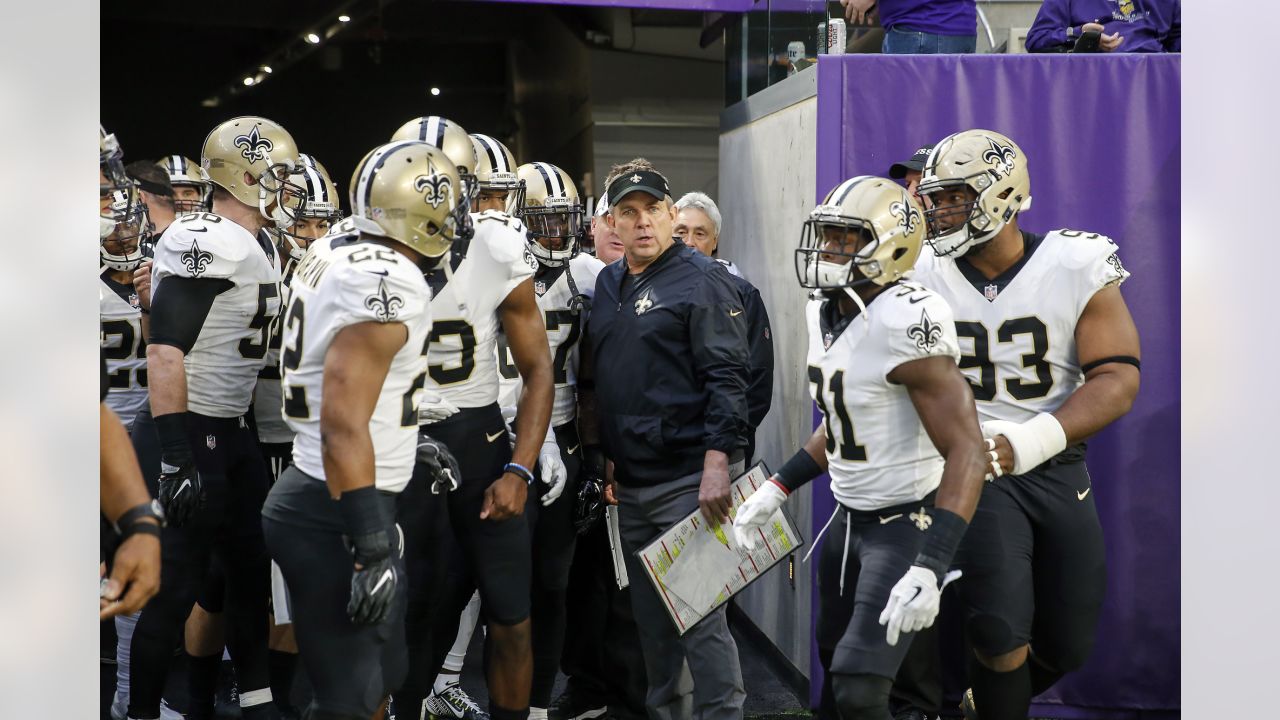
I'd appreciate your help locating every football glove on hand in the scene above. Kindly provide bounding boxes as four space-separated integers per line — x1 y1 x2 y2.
539 438 568 507
731 479 788 552
347 530 398 625
981 412 1067 476
417 391 461 425
157 461 205 527
879 566 962 646
574 475 605 535
416 433 462 495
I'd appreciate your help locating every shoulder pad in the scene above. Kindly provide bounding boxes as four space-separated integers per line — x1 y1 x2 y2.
878 283 954 331
328 255 428 325
1050 229 1130 288
155 217 250 279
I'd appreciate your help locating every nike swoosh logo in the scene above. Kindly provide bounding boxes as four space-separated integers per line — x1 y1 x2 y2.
728 309 743 317
178 478 192 495
371 568 394 595
566 444 580 455
366 269 390 276
908 295 927 304
485 430 504 443
189 227 208 233
1077 488 1091 500
879 513 903 524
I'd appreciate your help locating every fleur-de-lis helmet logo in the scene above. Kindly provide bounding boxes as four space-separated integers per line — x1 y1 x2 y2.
982 138 1017 180
365 277 405 322
414 172 454 210
233 126 274 163
180 237 213 277
889 200 921 235
907 307 944 352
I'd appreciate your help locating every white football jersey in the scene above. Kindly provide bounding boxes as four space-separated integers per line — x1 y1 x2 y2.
806 282 961 511
498 252 605 427
283 231 433 493
422 211 537 413
911 229 1129 424
151 213 282 417
100 275 148 428
253 260 296 444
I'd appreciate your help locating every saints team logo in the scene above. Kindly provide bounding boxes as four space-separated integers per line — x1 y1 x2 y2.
907 308 944 352
414 173 454 209
181 237 213 277
982 138 1017 179
910 509 932 532
233 126 274 163
365 277 405 322
1106 252 1127 282
523 247 538 272
634 289 654 316
889 200 921 235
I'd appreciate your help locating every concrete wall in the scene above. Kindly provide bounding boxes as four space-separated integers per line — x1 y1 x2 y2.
717 96 818 678
975 1 1044 52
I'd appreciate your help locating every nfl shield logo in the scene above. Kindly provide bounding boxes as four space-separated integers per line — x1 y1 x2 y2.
983 284 999 302
823 332 834 349
534 280 546 295
128 293 140 308
206 434 217 450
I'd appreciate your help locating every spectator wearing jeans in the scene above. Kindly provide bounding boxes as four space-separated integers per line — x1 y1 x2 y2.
841 0 977 54
1026 0 1180 53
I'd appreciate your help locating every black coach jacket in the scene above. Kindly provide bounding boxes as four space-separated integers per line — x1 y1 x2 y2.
588 240 752 487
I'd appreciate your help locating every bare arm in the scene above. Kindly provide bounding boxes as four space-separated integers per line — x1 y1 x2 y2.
100 404 153 523
891 356 987 522
100 403 160 619
500 278 554 468
320 321 407 498
1054 285 1141 444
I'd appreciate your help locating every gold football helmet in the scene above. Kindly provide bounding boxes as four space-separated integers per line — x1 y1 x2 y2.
796 175 925 290
390 116 477 237
100 125 129 197
158 155 212 214
349 141 463 260
917 129 1031 257
201 116 305 226
515 162 583 267
470 134 524 204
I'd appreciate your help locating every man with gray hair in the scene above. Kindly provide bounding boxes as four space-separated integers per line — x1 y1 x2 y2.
673 192 742 278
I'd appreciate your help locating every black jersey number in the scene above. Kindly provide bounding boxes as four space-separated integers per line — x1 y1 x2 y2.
807 365 867 462
428 320 477 386
281 297 310 419
239 283 280 360
101 319 148 389
955 316 1053 402
496 310 583 384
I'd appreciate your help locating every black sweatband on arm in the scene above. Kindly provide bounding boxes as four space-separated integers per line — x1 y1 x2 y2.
113 499 165 534
154 412 192 466
914 507 968 579
148 276 233 353
338 486 391 540
775 448 823 493
1080 355 1141 375
121 522 162 542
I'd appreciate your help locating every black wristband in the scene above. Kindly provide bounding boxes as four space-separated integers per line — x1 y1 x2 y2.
113 499 165 534
913 507 968 579
121 522 162 542
154 412 193 467
339 486 392 563
775 449 823 493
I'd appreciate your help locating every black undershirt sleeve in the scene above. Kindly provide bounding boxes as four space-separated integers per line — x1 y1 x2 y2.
148 276 234 353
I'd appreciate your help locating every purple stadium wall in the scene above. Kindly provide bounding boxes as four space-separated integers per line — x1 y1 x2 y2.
810 54 1181 719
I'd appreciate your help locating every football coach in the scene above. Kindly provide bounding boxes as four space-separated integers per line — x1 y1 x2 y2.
586 158 752 720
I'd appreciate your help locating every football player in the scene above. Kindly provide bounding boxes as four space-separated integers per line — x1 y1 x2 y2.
100 182 151 432
911 130 1140 720
159 155 213 215
500 161 605 720
261 140 455 720
388 116 554 720
471 133 525 213
127 116 300 720
733 177 988 720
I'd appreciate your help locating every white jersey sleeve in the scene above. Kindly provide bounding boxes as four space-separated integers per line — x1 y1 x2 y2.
878 282 961 378
285 236 433 492
1055 229 1130 320
151 214 281 417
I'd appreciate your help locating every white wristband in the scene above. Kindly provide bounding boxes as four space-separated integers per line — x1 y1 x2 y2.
982 412 1067 476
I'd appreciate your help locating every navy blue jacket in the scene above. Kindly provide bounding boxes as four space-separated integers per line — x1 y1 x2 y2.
719 266 773 432
589 240 751 486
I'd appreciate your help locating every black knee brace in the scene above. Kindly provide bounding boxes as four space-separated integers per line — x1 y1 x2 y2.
830 673 893 720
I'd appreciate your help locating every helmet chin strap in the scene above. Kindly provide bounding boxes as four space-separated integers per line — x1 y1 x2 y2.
841 286 871 324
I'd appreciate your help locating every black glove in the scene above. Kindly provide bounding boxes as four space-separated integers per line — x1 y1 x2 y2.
417 432 462 494
340 486 398 625
155 413 204 526
574 476 604 535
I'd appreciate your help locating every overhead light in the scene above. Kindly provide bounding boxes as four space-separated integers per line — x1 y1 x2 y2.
338 14 351 22
243 77 255 86
430 87 441 96
261 65 273 74
305 33 321 44
201 97 221 108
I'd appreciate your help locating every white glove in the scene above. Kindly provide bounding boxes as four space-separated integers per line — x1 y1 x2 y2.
981 412 1067 476
418 391 461 425
732 479 789 552
879 566 962 646
538 439 568 507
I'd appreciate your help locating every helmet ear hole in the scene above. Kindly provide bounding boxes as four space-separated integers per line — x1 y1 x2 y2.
892 247 908 260
997 187 1013 200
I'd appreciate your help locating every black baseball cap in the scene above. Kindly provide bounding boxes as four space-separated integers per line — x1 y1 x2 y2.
606 170 671 208
889 143 936 179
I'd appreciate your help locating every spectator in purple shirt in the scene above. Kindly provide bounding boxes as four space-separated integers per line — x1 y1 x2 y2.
841 0 977 54
1026 0 1180 53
